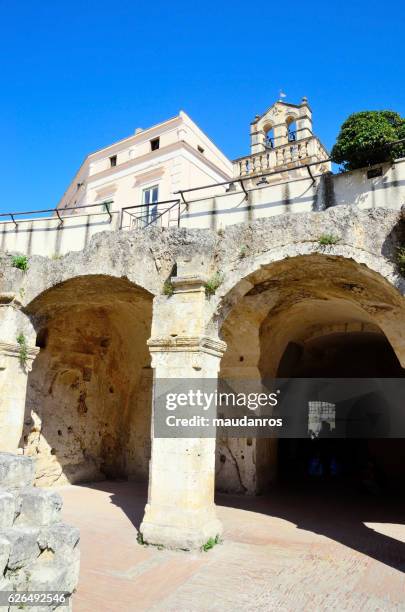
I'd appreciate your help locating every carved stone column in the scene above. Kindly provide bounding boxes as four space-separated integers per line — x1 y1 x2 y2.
140 268 226 549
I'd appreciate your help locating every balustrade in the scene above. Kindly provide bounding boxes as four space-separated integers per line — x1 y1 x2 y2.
234 137 324 177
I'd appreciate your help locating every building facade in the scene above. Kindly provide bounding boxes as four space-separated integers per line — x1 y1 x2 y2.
57 111 233 226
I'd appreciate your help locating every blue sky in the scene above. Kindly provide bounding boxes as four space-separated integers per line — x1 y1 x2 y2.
1 0 404 213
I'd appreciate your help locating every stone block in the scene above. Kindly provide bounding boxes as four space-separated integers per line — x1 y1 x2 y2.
26 559 80 596
38 523 80 560
15 488 62 526
2 527 40 571
0 489 16 528
0 453 35 489
5 564 73 612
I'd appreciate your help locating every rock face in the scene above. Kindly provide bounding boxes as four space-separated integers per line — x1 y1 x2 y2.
22 277 153 487
0 453 79 610
0 453 34 489
1 203 405 549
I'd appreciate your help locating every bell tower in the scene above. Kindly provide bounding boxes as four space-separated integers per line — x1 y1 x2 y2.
251 97 313 154
234 97 330 178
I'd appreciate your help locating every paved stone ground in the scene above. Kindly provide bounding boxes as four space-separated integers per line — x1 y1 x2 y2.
59 481 405 611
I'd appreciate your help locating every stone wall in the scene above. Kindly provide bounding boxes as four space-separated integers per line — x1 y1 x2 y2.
1 203 405 548
0 453 79 609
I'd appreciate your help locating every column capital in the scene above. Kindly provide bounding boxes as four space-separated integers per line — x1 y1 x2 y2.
0 342 39 372
0 342 39 358
170 275 208 294
148 335 226 358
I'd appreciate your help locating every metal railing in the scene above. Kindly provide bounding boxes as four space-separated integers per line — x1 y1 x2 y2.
0 200 114 228
0 197 184 232
120 199 182 230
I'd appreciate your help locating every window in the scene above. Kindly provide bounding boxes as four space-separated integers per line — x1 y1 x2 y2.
286 118 297 142
150 137 160 151
197 145 205 154
109 155 117 168
143 185 159 225
265 126 275 149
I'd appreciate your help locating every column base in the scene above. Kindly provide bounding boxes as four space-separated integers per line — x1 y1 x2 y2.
140 504 223 550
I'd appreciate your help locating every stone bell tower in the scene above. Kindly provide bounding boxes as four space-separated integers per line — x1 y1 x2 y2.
234 97 330 178
251 97 312 154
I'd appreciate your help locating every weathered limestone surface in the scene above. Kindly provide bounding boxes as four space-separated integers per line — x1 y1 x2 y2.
140 270 226 549
22 289 153 486
0 454 34 489
1 206 403 312
15 488 62 526
0 453 79 610
0 204 404 548
0 300 38 453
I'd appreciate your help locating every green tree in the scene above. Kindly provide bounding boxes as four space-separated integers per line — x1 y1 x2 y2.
331 111 405 171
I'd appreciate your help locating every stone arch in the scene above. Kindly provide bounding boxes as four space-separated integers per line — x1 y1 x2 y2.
207 243 405 366
285 112 299 122
262 121 275 149
212 248 405 494
18 232 164 309
22 274 154 486
286 114 297 141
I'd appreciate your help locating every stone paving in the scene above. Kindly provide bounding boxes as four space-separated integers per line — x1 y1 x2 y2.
59 481 405 611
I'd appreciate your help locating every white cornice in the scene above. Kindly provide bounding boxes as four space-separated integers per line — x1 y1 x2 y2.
84 141 231 192
88 115 182 159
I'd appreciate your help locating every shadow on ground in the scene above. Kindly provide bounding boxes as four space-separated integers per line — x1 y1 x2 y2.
73 478 405 573
83 479 148 531
217 482 405 573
